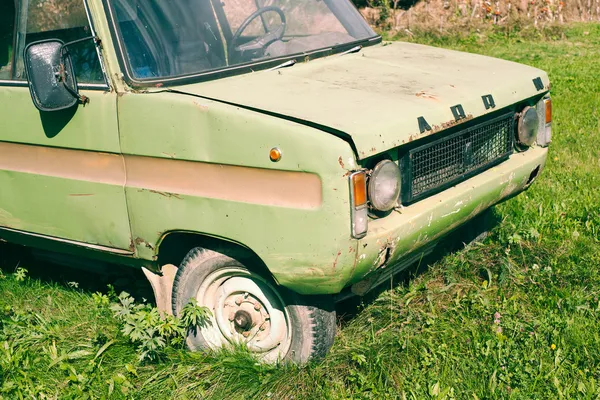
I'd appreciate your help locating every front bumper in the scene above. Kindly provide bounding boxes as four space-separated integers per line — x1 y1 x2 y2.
283 146 547 295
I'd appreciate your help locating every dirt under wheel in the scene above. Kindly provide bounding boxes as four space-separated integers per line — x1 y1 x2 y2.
171 247 336 364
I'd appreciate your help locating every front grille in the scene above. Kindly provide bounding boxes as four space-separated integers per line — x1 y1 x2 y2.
401 112 514 204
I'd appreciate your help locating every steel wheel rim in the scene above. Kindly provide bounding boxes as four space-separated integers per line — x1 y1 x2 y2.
195 267 292 362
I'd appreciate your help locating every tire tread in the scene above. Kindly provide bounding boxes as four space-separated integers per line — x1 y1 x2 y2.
307 305 336 361
172 246 336 363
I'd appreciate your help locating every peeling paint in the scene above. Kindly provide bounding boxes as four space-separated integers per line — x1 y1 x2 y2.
501 171 516 185
441 208 461 218
192 101 209 111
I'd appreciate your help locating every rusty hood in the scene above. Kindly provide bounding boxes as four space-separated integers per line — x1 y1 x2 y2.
171 41 550 160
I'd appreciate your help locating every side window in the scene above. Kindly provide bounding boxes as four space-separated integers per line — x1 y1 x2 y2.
15 0 104 84
0 1 16 80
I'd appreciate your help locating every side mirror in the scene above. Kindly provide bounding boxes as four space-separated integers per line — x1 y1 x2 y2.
24 40 79 112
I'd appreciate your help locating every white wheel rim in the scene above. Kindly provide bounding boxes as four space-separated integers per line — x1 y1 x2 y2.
195 267 292 362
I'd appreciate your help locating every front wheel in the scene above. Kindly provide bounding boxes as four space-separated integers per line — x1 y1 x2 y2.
171 248 336 364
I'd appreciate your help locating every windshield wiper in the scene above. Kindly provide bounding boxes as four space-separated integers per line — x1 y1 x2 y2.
268 59 297 71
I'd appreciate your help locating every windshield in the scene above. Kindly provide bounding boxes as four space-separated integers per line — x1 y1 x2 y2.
106 0 376 83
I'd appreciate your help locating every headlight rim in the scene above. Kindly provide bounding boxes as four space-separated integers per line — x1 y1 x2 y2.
367 159 402 213
516 106 540 149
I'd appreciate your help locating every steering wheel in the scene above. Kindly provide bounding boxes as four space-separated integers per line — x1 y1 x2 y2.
228 6 286 64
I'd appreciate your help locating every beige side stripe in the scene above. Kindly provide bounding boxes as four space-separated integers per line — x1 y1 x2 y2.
124 155 323 209
0 141 125 185
0 142 322 209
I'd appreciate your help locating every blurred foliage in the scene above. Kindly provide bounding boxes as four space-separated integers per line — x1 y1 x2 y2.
26 0 87 33
359 0 598 33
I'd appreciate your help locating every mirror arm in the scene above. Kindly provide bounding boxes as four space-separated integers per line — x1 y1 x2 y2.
61 78 89 105
56 35 98 106
60 35 99 51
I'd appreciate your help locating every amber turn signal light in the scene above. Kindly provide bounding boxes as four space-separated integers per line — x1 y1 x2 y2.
544 98 552 124
351 172 367 207
269 147 282 162
349 171 368 238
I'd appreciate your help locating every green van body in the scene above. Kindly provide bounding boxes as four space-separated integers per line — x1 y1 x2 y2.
0 0 549 299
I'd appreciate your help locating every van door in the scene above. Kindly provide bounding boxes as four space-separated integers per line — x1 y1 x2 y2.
0 0 132 252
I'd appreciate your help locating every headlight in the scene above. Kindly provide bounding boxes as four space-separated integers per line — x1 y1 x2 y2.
368 160 401 212
516 106 539 147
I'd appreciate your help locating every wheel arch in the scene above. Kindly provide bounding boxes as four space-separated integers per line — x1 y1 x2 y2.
144 230 276 316
155 230 273 279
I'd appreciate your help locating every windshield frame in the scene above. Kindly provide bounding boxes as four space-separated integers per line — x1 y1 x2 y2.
101 0 381 87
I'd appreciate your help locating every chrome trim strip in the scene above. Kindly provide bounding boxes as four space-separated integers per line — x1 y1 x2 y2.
80 83 111 90
0 80 27 87
0 79 109 90
0 226 134 255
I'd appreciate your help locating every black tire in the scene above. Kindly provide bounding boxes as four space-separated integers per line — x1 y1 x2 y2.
172 247 336 364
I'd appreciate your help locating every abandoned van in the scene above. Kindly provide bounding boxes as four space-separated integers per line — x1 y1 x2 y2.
0 0 550 363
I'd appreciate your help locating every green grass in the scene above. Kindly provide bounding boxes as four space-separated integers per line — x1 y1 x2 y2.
2 23 600 399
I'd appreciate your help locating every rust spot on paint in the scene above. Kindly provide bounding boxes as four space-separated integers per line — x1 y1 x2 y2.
148 190 183 199
430 114 475 133
338 156 345 169
135 237 155 250
415 91 438 100
332 250 342 270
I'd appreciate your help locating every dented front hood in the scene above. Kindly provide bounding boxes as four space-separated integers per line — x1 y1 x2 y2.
174 41 549 160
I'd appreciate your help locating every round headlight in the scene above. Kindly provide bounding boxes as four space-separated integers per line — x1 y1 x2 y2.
368 160 401 212
517 106 539 147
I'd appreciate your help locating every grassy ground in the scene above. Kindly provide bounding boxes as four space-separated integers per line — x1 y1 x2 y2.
2 24 600 399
